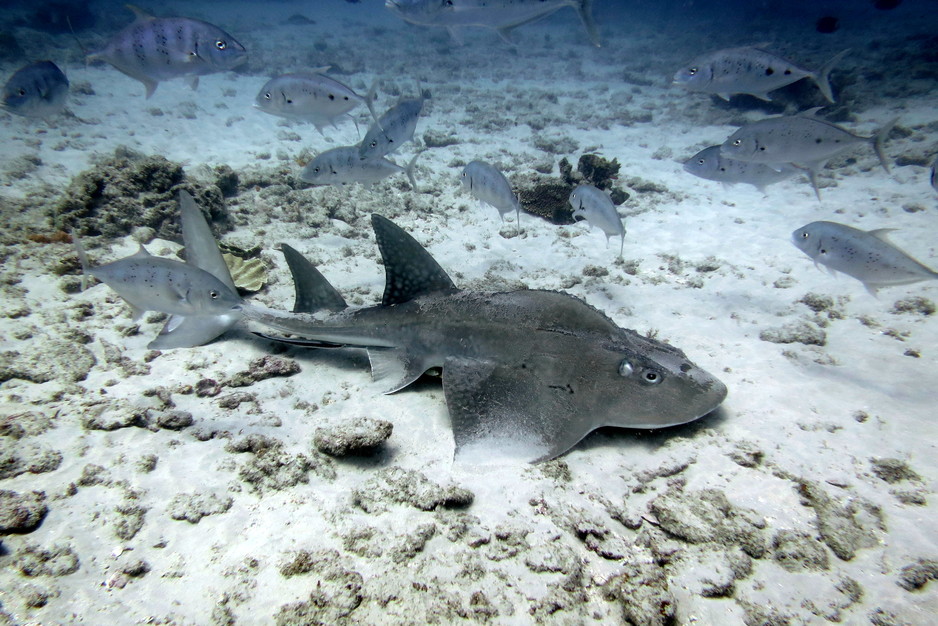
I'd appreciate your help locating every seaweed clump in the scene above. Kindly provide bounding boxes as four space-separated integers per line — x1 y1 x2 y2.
515 153 629 225
53 146 230 241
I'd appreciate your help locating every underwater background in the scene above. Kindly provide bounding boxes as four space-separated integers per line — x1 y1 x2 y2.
0 0 936 623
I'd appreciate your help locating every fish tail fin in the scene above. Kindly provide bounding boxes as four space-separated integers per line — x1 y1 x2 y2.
405 151 421 192
278 244 347 314
72 231 90 292
365 79 382 130
811 48 850 103
574 0 601 47
873 117 899 175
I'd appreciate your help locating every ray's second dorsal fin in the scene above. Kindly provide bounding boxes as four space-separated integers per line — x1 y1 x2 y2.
371 214 458 306
279 244 347 313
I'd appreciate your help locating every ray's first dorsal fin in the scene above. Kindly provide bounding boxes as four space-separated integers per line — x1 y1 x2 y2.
279 244 347 314
371 214 458 306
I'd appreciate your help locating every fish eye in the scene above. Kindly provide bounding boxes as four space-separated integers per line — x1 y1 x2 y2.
17 88 26 96
801 232 809 239
210 290 219 299
215 40 227 50
371 140 378 148
688 67 697 75
313 167 320 173
618 360 633 377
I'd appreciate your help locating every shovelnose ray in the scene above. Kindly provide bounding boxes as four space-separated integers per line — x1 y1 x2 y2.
243 215 727 463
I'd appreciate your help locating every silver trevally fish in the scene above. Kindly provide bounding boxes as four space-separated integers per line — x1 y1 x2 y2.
254 69 378 134
791 220 938 294
77 219 243 325
386 0 600 47
88 4 246 98
358 89 430 160
148 191 244 349
243 214 726 463
460 160 520 229
569 185 626 257
1 60 69 119
673 47 849 103
683 145 800 194
300 146 419 190
721 109 897 195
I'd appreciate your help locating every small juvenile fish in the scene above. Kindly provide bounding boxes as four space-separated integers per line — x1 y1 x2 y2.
254 69 378 134
358 89 430 160
683 145 799 193
386 0 600 47
300 146 419 190
721 110 897 193
88 5 246 98
460 161 520 228
791 220 938 294
78 244 243 320
673 47 849 103
1 60 69 119
569 184 625 257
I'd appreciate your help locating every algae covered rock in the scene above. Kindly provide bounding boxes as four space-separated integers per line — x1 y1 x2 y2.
53 146 230 240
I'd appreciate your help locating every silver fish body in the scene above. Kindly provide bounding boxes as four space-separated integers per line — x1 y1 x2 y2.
87 246 243 320
358 91 429 159
683 145 799 192
792 220 938 293
569 184 625 256
386 0 600 46
720 110 896 191
88 5 246 98
460 160 520 226
244 214 726 463
300 146 418 189
2 60 69 119
255 70 372 132
673 47 848 103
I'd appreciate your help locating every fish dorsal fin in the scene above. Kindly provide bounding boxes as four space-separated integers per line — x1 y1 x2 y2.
371 214 458 306
178 190 236 293
131 245 151 259
125 4 154 22
868 228 898 244
798 106 825 118
279 243 347 313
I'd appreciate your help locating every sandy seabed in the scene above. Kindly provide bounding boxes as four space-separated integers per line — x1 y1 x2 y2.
0 1 936 623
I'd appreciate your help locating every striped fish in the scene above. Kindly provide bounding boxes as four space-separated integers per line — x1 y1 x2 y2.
88 5 246 98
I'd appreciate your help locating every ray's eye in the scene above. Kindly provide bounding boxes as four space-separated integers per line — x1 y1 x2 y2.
618 360 633 377
210 290 219 299
643 371 662 384
215 40 227 50
733 139 742 146
698 159 705 164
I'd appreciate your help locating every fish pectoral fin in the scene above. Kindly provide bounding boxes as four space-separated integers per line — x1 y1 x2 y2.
149 314 237 349
368 348 430 394
441 356 590 464
129 304 146 322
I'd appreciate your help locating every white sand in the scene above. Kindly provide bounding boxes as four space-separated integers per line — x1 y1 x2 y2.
1 1 937 623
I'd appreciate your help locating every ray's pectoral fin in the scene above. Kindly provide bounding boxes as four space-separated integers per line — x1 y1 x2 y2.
441 357 592 464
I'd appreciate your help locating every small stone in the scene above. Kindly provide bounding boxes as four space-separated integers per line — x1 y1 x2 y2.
155 410 194 431
313 417 393 457
897 559 938 591
870 458 921 484
0 490 48 534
